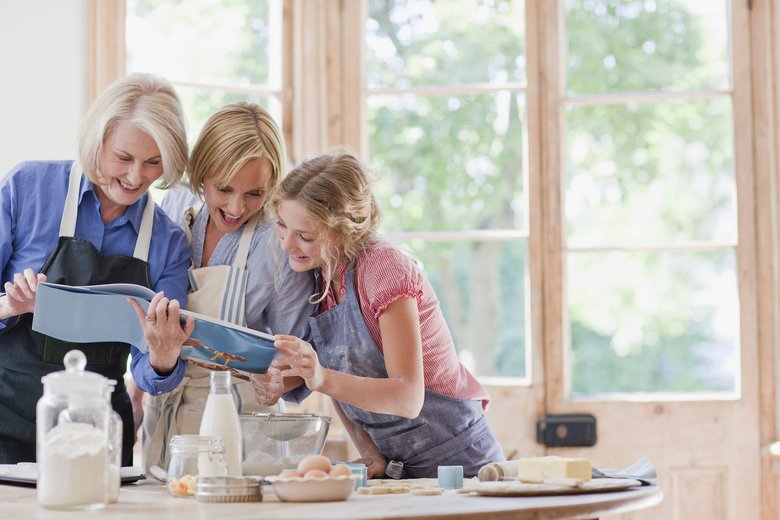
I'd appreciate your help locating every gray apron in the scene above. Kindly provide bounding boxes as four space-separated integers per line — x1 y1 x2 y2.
309 267 504 478
0 162 155 465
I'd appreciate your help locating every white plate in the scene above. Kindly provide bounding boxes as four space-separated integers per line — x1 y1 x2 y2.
269 475 358 502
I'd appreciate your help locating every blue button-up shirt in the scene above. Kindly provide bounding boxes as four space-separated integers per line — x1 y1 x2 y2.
0 160 190 394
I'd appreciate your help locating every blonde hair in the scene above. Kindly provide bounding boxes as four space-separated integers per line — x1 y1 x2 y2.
187 102 286 221
270 151 380 302
79 72 188 188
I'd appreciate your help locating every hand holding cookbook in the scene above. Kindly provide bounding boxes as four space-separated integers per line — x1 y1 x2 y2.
31 282 277 379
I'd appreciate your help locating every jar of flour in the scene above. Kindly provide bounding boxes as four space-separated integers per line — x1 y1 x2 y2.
36 350 111 510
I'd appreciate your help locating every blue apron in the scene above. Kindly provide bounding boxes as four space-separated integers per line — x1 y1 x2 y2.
308 267 504 478
0 162 155 465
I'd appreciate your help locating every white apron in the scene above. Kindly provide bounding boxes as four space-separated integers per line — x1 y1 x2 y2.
142 203 277 472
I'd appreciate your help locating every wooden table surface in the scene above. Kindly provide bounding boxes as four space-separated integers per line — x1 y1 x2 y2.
0 480 662 520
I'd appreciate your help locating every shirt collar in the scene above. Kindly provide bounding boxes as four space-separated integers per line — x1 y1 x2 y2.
79 176 148 233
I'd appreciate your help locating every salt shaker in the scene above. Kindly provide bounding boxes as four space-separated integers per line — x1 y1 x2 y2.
36 350 111 510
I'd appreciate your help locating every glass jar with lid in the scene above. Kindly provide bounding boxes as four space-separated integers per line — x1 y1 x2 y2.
103 380 122 503
167 434 227 498
36 350 111 510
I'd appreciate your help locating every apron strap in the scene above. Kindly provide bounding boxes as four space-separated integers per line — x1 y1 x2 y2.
132 195 155 262
58 160 154 262
182 202 257 270
58 161 82 238
233 214 258 270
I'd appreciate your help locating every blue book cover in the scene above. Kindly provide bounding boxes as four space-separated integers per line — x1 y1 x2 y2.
31 282 278 378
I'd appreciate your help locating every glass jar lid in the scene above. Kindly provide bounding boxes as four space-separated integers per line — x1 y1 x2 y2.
41 350 108 396
169 434 224 455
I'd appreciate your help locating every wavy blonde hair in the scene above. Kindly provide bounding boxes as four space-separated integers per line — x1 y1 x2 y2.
187 102 286 221
79 72 188 188
270 151 380 303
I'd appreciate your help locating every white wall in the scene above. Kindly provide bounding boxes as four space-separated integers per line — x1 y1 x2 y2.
0 1 88 177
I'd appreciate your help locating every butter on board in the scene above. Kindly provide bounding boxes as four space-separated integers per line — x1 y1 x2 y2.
515 456 592 483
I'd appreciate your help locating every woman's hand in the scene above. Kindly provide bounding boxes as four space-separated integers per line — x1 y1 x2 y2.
1 269 47 319
274 335 326 391
128 292 195 375
249 366 284 406
352 454 388 479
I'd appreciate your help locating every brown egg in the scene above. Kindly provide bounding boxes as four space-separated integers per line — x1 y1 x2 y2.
278 469 302 478
329 464 352 477
297 454 332 475
303 468 329 479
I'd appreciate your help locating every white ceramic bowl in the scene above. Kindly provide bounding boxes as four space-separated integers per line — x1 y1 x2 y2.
270 475 358 502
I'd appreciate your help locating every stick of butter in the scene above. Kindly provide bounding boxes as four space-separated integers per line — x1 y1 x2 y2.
515 456 592 483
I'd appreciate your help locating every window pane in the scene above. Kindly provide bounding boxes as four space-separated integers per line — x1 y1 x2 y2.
366 0 525 88
565 0 730 95
368 92 526 233
127 0 279 87
568 249 738 394
396 238 527 379
565 97 736 247
173 86 281 147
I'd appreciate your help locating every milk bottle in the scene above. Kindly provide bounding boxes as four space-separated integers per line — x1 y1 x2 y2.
199 371 242 476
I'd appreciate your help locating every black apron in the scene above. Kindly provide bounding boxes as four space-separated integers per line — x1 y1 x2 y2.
0 162 156 465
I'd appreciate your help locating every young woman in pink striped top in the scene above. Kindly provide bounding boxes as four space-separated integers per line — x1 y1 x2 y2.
253 151 505 479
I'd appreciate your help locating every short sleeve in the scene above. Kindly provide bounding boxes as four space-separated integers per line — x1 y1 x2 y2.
359 244 423 320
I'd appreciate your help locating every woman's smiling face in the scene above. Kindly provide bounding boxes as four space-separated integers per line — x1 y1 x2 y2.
275 199 325 272
203 157 272 235
95 120 164 212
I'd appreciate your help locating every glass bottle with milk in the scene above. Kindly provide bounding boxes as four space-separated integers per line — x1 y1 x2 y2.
199 371 242 476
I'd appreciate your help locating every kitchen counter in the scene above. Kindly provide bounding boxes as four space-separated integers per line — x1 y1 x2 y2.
0 479 662 520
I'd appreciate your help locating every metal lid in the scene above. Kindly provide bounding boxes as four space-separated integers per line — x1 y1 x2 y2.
196 476 263 503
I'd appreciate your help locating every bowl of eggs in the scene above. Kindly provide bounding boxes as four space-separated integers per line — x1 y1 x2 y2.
269 455 359 502
240 413 331 477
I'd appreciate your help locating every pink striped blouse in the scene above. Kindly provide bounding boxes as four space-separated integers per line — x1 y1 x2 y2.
320 240 490 409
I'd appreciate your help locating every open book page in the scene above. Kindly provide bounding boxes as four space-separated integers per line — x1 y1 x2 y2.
32 282 277 376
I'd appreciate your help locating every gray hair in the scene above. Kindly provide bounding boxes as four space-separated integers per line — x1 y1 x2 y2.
78 72 188 188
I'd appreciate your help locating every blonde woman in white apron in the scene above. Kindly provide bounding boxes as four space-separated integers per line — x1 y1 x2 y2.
141 103 315 473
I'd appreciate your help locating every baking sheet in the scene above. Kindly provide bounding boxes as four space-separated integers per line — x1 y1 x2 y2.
0 463 144 487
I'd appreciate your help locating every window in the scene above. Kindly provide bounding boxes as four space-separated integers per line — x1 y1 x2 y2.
562 0 739 394
114 0 755 392
364 0 528 380
125 0 285 152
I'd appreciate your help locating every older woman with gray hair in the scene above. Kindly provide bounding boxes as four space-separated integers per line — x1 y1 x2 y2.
0 72 193 465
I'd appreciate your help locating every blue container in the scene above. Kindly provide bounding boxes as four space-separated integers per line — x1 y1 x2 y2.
344 463 368 489
437 465 464 489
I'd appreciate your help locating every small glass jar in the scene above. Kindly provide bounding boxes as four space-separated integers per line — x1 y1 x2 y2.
36 350 111 510
104 380 122 503
167 435 227 498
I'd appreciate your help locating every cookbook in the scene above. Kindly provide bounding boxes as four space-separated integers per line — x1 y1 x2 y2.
31 282 277 378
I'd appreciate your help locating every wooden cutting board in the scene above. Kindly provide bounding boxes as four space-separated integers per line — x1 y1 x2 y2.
466 477 643 497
